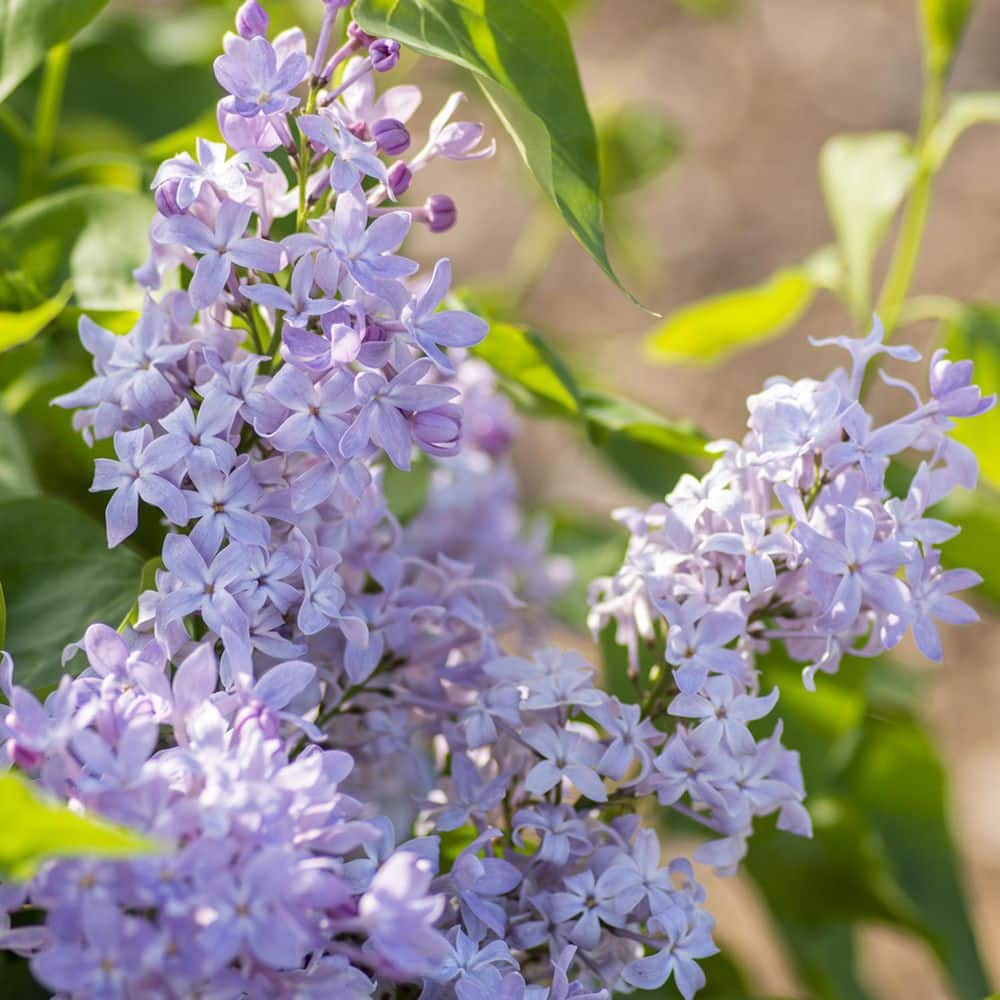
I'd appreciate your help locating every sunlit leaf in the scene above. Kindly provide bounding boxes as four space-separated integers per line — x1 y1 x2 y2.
918 0 975 79
0 0 110 103
353 0 642 306
0 187 152 310
0 281 72 354
0 772 155 880
928 92 1000 169
0 496 143 690
941 303 1000 489
819 133 916 321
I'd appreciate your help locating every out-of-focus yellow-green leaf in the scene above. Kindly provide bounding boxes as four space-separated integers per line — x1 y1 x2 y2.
918 0 975 79
143 108 223 163
942 304 1000 489
820 132 917 322
597 105 681 198
928 92 1000 169
645 247 840 365
0 772 156 880
0 282 72 354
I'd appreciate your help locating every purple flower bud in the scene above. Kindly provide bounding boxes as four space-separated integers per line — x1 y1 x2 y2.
324 0 353 6
7 739 43 770
372 117 410 156
424 194 457 233
412 403 462 457
347 21 376 47
154 179 184 218
235 0 269 39
387 161 412 197
370 39 401 73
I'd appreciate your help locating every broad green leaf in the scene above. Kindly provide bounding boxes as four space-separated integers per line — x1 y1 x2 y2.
0 186 152 310
844 707 992 998
0 0 110 103
819 133 917 321
597 105 681 198
0 281 72 353
0 405 39 499
646 265 817 366
942 303 1000 489
353 0 640 305
928 92 1000 169
0 772 155 880
596 432 693 500
0 580 5 649
380 456 433 524
0 496 143 690
771 923 872 1000
918 0 975 79
579 389 707 456
549 516 627 631
940 488 1000 603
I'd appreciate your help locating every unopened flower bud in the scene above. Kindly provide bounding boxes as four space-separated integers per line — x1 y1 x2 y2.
372 117 410 156
155 179 184 218
347 21 376 47
387 161 412 197
424 193 457 233
324 0 353 7
236 0 269 39
371 38 401 72
7 739 43 771
412 403 462 457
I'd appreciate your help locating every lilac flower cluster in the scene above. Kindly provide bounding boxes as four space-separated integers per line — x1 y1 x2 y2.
590 319 993 869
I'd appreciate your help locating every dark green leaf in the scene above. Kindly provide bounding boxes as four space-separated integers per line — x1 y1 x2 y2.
0 0 110 102
353 0 641 306
942 303 1000 489
598 105 681 198
548 515 626 631
0 186 152 310
844 707 992 998
819 133 916 321
118 556 162 632
0 405 39 499
0 579 5 650
918 0 975 79
0 496 143 690
0 772 155 880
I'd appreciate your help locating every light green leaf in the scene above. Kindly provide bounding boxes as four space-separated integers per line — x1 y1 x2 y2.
928 92 1000 169
819 133 917 321
942 303 1000 489
0 281 72 354
918 0 975 79
646 264 817 366
0 0 110 103
932 487 1000 605
353 0 640 306
380 456 433 525
0 186 152 310
0 772 155 880
0 406 39 499
0 496 143 691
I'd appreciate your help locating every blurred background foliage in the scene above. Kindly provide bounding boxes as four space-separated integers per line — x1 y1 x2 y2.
1 0 999 997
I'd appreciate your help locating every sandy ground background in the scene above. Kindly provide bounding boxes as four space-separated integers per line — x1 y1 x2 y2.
403 0 1000 995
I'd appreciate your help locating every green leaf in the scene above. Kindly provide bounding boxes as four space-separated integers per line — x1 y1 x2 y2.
0 405 39 499
117 556 163 632
819 133 917 321
0 580 6 650
0 186 153 310
597 105 681 198
548 514 626 631
918 0 975 80
928 92 1000 169
844 707 992 998
935 487 1000 604
942 303 1000 489
0 281 72 354
352 0 640 306
0 772 155 880
0 0 110 103
0 496 143 690
645 249 839 365
380 455 433 524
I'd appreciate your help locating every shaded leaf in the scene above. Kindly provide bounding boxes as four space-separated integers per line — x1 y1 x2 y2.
0 0 110 103
381 455 432 524
117 556 162 632
353 0 641 306
0 281 72 353
0 496 143 690
819 133 916 320
0 186 152 310
598 105 682 198
0 771 155 880
0 405 39 499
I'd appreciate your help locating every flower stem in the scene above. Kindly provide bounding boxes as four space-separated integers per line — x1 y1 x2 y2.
19 43 71 203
